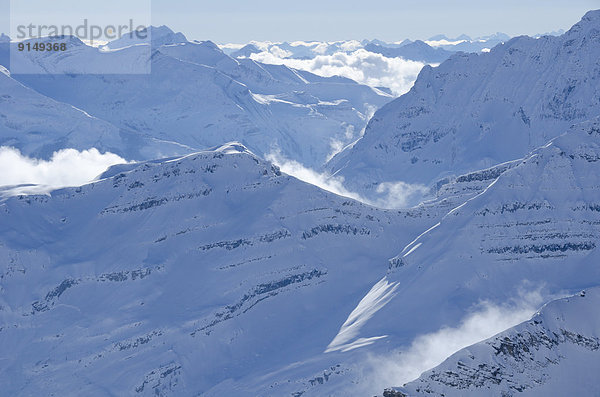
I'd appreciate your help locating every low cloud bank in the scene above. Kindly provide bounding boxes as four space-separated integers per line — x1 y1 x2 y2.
0 146 127 189
266 150 365 203
356 288 546 395
250 49 426 96
267 150 427 209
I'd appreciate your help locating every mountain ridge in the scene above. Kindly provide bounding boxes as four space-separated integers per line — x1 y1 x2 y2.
329 10 600 204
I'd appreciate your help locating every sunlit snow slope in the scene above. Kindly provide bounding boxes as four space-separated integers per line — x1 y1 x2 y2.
0 143 431 396
332 10 600 200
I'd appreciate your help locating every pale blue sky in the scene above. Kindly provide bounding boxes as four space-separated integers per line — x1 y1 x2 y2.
1 0 598 43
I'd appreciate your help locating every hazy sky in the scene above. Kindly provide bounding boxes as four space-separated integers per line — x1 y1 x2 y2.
1 0 599 43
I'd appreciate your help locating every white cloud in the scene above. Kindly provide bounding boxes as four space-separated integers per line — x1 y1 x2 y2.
266 150 366 203
425 39 468 47
374 181 430 209
266 150 428 209
217 43 245 50
340 40 362 52
355 288 547 394
0 146 127 190
268 45 293 59
250 48 425 96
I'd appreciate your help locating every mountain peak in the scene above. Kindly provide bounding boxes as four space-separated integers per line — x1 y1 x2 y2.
150 25 175 35
231 43 261 58
566 9 600 36
214 141 253 155
104 25 187 50
428 34 449 41
582 9 600 21
332 9 600 193
0 33 9 43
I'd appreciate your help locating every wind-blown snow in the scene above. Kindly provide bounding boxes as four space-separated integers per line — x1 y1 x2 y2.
326 277 399 353
266 150 430 208
364 288 544 390
398 288 600 396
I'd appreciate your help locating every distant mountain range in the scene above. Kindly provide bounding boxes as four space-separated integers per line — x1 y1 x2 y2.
364 41 454 63
222 33 512 65
0 27 390 167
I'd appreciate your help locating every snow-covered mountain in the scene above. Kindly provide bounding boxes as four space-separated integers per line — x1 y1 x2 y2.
223 36 505 98
224 40 364 60
103 25 187 50
424 32 511 52
0 64 185 159
230 43 262 58
0 143 435 396
1 28 390 166
356 117 600 395
5 115 598 396
207 117 600 396
330 10 600 202
364 41 454 63
224 34 504 63
384 116 600 339
396 288 600 396
10 35 152 75
3 10 600 397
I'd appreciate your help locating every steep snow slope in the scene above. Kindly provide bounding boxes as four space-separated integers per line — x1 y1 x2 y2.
3 95 600 397
371 117 600 343
331 10 600 199
4 29 390 166
197 118 600 396
397 288 600 396
0 65 185 159
341 118 600 391
158 40 384 106
0 143 432 396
